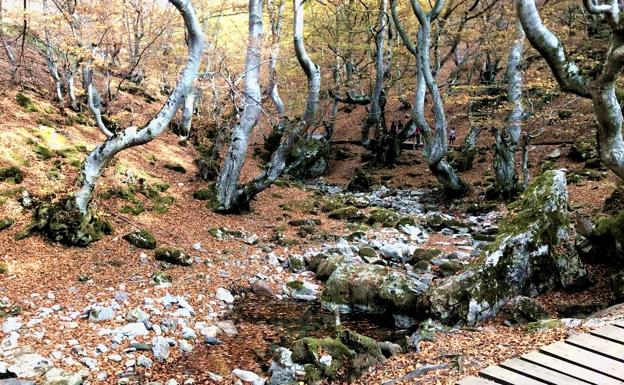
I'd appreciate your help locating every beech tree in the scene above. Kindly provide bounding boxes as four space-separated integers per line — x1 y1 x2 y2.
493 22 525 199
214 0 320 212
393 0 467 196
516 0 624 180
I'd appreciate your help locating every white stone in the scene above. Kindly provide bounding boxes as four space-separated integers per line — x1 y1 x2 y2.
215 288 234 303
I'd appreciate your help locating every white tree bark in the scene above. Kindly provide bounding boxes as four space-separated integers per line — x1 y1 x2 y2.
179 88 196 139
494 21 525 198
226 0 321 210
215 0 264 211
42 0 64 103
266 0 285 117
517 0 624 179
74 0 204 213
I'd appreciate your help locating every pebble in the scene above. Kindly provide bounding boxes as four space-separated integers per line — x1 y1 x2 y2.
215 288 234 303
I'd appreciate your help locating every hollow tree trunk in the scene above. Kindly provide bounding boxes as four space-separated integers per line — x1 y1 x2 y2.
225 0 321 212
516 0 624 180
74 0 204 213
214 0 264 212
494 21 525 199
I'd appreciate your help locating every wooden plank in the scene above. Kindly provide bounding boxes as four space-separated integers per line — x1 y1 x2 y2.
480 366 547 385
541 341 624 380
499 358 589 385
457 376 499 385
566 333 624 362
613 322 624 330
521 351 624 385
592 325 624 345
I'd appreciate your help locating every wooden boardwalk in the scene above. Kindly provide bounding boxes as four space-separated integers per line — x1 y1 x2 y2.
458 322 624 385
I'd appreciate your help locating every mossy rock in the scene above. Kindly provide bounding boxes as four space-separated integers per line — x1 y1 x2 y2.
119 202 145 215
163 163 186 173
328 206 366 222
410 248 442 263
16 92 38 112
193 188 214 201
123 229 157 250
426 170 589 325
32 144 56 160
505 296 550 323
287 137 330 179
611 271 624 304
152 271 172 285
26 198 113 246
319 198 345 213
0 166 24 184
0 218 14 231
367 208 400 227
589 211 624 263
525 319 563 333
288 218 321 227
358 247 377 259
346 171 373 192
154 248 192 266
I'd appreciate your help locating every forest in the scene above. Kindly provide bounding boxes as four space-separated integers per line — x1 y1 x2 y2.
1 0 624 384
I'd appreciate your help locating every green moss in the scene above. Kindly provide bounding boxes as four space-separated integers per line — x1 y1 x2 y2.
286 280 304 290
0 218 14 231
328 206 366 222
152 271 172 285
123 229 157 249
358 247 377 259
120 202 145 215
32 144 56 160
0 262 7 274
16 92 38 112
525 319 563 333
193 188 214 200
0 166 24 184
154 248 192 266
367 207 400 227
163 163 186 173
319 197 345 213
411 248 442 263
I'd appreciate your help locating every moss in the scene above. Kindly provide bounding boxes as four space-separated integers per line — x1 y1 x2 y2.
32 144 56 160
411 248 442 263
0 261 7 274
525 319 563 333
163 163 186 173
120 202 145 215
0 218 14 231
193 188 214 201
123 229 157 249
154 248 192 266
319 197 345 213
328 206 366 222
367 207 400 227
358 247 377 259
0 166 24 184
286 280 304 290
152 271 172 285
16 92 38 112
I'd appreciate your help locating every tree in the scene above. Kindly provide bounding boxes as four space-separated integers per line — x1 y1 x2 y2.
493 21 525 199
516 0 624 180
34 0 204 246
266 0 286 117
214 0 264 212
214 0 321 212
393 0 467 196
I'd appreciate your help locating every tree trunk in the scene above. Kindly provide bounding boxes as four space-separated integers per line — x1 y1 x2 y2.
223 0 321 212
178 87 195 139
455 126 482 172
266 0 285 117
214 0 264 212
516 0 624 180
42 0 64 104
410 0 467 196
74 0 204 214
362 0 388 147
493 22 525 199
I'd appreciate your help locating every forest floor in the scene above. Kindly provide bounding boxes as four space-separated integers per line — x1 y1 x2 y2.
0 80 623 385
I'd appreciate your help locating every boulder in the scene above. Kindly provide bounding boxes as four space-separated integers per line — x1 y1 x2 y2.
7 354 52 378
327 206 366 222
154 248 192 266
505 296 551 324
123 229 157 249
43 368 87 385
322 264 428 314
425 170 588 325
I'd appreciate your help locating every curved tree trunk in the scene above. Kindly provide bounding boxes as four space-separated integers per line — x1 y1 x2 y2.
225 0 321 212
178 87 196 139
74 0 204 213
494 21 525 199
214 0 264 212
517 0 624 180
411 0 467 196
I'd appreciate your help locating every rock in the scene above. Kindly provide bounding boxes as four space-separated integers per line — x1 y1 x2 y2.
137 355 152 368
268 348 295 385
204 337 223 346
216 320 237 336
286 280 319 301
7 354 53 378
611 271 624 304
2 317 22 333
152 271 172 285
288 254 305 272
199 325 220 338
0 380 35 385
123 229 157 250
252 281 275 298
322 264 427 314
232 369 264 384
125 308 149 323
546 148 561 160
409 249 442 263
179 340 193 353
116 322 149 338
89 306 114 322
107 354 122 362
367 208 400 227
346 171 373 192
505 296 551 323
152 336 171 362
327 206 366 222
425 171 589 325
182 327 197 340
555 302 601 318
378 341 403 357
42 368 86 385
588 211 624 263
215 288 234 303
154 248 192 266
